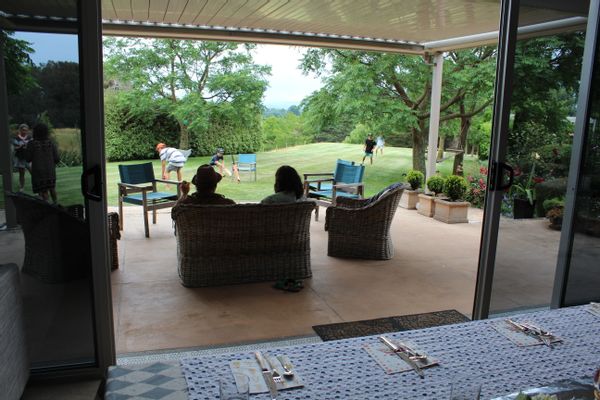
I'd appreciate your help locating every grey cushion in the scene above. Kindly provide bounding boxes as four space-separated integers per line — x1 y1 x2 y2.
0 264 29 400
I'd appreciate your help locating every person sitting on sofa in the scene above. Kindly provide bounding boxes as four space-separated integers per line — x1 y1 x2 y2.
173 164 235 210
261 165 305 204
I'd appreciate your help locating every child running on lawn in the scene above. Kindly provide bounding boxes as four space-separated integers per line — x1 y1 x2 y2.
156 143 191 181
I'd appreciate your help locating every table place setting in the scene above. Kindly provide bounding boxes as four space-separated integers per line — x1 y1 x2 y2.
362 335 439 376
491 319 562 347
228 352 304 395
585 302 600 317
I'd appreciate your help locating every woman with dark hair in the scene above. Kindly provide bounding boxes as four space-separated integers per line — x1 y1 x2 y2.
260 165 305 204
25 123 59 203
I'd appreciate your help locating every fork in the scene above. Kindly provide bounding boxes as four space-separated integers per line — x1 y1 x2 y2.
277 355 294 379
267 357 284 384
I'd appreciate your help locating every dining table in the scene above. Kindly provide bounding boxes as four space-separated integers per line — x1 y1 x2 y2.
181 305 600 399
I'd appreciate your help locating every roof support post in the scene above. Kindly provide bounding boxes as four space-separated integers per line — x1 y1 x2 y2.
426 53 444 181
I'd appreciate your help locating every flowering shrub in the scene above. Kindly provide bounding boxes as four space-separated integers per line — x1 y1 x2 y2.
465 166 488 208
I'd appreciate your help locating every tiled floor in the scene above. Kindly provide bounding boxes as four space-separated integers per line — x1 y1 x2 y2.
111 205 560 354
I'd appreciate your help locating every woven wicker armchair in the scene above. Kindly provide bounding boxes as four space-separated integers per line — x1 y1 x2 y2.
172 201 316 287
325 184 406 260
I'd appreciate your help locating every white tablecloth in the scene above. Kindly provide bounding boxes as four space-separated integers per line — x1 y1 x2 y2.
181 305 600 399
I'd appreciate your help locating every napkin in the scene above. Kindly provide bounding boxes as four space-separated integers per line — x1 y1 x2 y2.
363 340 439 374
586 302 600 317
229 354 304 394
491 320 562 347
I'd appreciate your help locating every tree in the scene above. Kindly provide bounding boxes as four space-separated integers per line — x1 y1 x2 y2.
1 31 35 97
9 62 81 128
103 38 270 150
301 48 496 172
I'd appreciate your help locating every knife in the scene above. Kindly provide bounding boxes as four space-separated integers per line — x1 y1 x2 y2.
379 336 424 379
254 351 278 399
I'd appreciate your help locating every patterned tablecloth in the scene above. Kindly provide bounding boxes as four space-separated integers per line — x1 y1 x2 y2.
181 305 600 399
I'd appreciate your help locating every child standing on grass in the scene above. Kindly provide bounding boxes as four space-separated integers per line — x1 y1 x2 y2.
25 123 59 203
156 143 192 182
362 134 376 165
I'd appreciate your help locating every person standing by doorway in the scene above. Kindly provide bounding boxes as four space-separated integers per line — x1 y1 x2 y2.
375 135 385 156
362 134 376 165
25 123 59 203
12 123 32 192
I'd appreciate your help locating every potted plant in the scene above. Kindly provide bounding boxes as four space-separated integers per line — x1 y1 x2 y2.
399 170 424 209
543 197 564 230
418 175 445 217
511 158 543 219
434 175 470 223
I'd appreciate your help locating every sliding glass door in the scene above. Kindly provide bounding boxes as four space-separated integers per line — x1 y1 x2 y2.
0 0 113 376
474 0 593 318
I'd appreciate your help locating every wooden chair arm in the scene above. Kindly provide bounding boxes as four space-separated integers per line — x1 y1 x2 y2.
333 182 364 190
155 178 181 185
303 172 333 179
118 182 152 190
304 178 335 184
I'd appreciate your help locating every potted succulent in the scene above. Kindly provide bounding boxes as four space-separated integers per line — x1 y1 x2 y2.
418 175 445 217
543 197 564 230
399 170 424 209
434 175 470 223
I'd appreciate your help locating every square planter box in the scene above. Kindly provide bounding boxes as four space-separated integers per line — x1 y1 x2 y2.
417 194 436 217
399 189 420 209
433 198 470 223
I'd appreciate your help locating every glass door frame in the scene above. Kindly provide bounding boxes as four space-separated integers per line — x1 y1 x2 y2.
474 0 600 319
0 0 115 378
551 0 600 308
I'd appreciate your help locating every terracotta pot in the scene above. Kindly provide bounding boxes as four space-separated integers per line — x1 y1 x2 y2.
399 189 420 209
433 198 470 224
417 194 436 217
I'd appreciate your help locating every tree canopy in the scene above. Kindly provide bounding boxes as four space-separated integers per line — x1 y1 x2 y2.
1 31 35 97
103 38 270 151
300 47 496 173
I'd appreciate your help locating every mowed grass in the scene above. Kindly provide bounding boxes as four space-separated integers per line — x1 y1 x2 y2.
3 142 484 208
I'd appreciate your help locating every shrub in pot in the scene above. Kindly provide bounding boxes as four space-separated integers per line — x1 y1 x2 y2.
400 170 424 209
543 197 565 230
418 175 445 217
434 175 470 223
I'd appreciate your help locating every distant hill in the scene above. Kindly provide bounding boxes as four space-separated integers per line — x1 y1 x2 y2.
263 105 301 117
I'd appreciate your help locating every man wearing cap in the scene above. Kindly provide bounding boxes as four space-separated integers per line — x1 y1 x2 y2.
12 123 32 192
156 143 192 181
173 165 235 210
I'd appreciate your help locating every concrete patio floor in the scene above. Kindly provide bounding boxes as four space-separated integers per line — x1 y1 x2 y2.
110 204 560 354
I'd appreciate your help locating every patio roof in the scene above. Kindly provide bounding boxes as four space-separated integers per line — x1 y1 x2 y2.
0 1 589 54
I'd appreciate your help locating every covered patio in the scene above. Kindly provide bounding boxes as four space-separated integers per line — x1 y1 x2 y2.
110 204 559 354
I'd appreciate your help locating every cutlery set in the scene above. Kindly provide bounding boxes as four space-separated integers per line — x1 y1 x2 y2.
253 351 296 399
506 319 556 348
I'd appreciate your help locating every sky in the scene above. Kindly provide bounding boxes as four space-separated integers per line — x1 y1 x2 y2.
15 32 323 109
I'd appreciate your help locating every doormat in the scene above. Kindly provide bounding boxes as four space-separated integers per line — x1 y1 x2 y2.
312 310 470 341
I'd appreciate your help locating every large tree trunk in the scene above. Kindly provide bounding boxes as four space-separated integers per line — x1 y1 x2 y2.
178 121 190 150
412 125 427 173
437 136 445 161
452 105 471 175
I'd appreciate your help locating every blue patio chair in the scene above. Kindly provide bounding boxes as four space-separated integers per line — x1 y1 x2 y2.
303 162 365 221
236 153 257 181
118 162 181 238
303 159 355 193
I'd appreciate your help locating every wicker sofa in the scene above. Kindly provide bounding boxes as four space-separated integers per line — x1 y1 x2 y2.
172 201 316 287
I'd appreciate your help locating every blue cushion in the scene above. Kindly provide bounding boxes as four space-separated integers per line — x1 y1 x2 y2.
123 192 178 205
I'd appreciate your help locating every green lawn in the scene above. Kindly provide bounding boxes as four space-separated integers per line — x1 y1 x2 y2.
2 143 484 208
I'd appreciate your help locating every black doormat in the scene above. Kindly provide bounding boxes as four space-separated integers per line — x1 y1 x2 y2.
312 310 470 341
